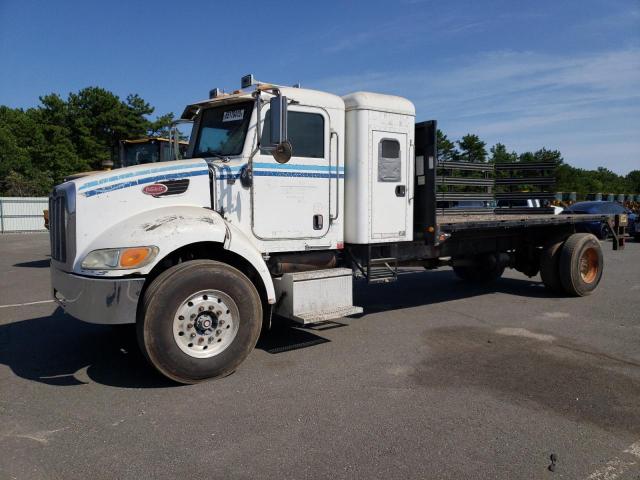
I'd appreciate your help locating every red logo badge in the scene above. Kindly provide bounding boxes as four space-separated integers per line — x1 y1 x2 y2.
142 184 168 196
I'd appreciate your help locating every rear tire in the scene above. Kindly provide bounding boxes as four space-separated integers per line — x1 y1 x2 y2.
453 254 505 283
539 240 564 293
559 233 603 297
137 260 262 384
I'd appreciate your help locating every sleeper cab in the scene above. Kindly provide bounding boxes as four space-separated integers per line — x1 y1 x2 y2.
342 92 416 244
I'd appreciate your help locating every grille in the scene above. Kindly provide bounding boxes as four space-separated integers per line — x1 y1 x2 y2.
49 190 67 262
158 179 190 196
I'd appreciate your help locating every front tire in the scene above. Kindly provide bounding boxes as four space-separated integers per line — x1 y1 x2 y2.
137 260 262 384
558 233 603 297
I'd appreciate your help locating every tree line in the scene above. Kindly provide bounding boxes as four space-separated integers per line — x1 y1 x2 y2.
437 131 640 195
0 86 638 196
0 87 174 196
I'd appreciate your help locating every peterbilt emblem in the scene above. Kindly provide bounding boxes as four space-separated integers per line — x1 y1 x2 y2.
142 184 168 196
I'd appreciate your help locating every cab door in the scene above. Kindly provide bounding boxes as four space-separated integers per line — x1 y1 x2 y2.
370 131 408 240
252 106 331 239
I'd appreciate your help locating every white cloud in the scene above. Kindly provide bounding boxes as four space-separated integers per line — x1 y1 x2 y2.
312 48 640 174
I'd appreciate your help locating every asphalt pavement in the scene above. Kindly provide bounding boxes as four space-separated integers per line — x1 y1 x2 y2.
1 232 639 479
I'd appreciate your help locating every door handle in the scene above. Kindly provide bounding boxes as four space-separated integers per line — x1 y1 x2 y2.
313 214 323 230
395 185 406 197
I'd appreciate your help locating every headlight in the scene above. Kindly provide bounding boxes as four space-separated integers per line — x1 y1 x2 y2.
81 246 159 270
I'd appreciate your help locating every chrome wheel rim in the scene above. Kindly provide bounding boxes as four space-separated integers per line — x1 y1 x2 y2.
173 290 239 358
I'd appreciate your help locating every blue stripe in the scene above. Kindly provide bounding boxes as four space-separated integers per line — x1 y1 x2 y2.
253 162 344 172
218 171 344 180
83 170 209 197
79 163 206 191
254 171 344 179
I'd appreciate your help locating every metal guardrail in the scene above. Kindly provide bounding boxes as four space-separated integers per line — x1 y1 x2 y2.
0 197 48 232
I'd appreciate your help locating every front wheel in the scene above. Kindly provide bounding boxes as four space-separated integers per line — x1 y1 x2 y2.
137 260 262 384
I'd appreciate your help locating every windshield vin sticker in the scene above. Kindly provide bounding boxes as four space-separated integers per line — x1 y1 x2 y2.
223 110 244 122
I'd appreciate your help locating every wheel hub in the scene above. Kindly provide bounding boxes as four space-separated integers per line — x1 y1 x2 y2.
173 290 239 358
579 247 599 284
195 313 217 335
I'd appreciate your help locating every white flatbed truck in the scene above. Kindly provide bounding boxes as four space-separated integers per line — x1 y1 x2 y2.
49 76 628 383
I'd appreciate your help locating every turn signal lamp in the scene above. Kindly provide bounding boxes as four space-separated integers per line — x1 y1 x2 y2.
82 246 159 270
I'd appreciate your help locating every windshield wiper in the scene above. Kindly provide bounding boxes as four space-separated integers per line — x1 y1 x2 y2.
204 150 230 162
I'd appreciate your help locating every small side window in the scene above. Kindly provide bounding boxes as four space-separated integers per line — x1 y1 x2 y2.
378 139 401 182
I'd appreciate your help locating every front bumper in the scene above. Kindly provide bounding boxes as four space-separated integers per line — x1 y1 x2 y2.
51 267 145 324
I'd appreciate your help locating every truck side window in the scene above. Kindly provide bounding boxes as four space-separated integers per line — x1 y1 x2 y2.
378 139 401 182
261 111 324 158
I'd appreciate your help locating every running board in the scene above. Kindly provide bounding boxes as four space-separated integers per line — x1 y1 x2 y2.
294 306 364 324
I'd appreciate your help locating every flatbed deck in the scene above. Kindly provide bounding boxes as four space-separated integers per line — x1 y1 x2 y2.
437 213 609 232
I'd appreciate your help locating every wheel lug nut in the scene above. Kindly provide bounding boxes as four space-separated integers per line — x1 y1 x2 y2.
198 338 204 344
216 329 221 335
198 306 204 312
190 314 196 319
219 320 225 326
191 333 196 338
208 305 214 310
187 323 193 329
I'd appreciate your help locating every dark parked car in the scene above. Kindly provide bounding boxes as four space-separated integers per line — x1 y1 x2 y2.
563 201 636 239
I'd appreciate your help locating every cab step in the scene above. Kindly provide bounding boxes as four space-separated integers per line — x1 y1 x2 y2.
367 256 398 284
294 306 364 324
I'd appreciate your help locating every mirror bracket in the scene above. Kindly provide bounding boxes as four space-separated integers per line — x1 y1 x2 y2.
255 92 291 163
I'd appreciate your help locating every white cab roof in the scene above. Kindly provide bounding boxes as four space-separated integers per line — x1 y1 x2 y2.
279 86 345 110
342 91 415 116
181 86 345 119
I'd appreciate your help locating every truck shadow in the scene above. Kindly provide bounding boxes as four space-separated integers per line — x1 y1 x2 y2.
0 270 560 389
13 259 51 268
0 308 175 389
354 268 554 315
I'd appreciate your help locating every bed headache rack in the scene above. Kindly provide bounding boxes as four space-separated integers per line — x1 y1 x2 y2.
435 161 495 215
494 161 557 214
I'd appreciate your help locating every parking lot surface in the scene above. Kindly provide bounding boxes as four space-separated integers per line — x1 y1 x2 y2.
1 233 639 479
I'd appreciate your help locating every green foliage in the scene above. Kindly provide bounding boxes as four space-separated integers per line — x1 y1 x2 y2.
518 148 563 164
436 129 458 162
489 143 518 163
457 134 487 163
0 87 174 195
627 170 640 192
555 164 635 195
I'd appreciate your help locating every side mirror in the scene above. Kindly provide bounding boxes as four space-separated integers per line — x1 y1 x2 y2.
268 96 291 163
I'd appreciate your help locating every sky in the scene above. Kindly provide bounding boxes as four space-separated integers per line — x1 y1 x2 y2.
0 0 638 174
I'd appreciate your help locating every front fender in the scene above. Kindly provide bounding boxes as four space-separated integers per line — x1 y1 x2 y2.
76 206 275 303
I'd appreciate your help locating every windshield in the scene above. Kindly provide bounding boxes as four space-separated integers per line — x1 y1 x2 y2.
122 143 160 166
193 102 253 158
